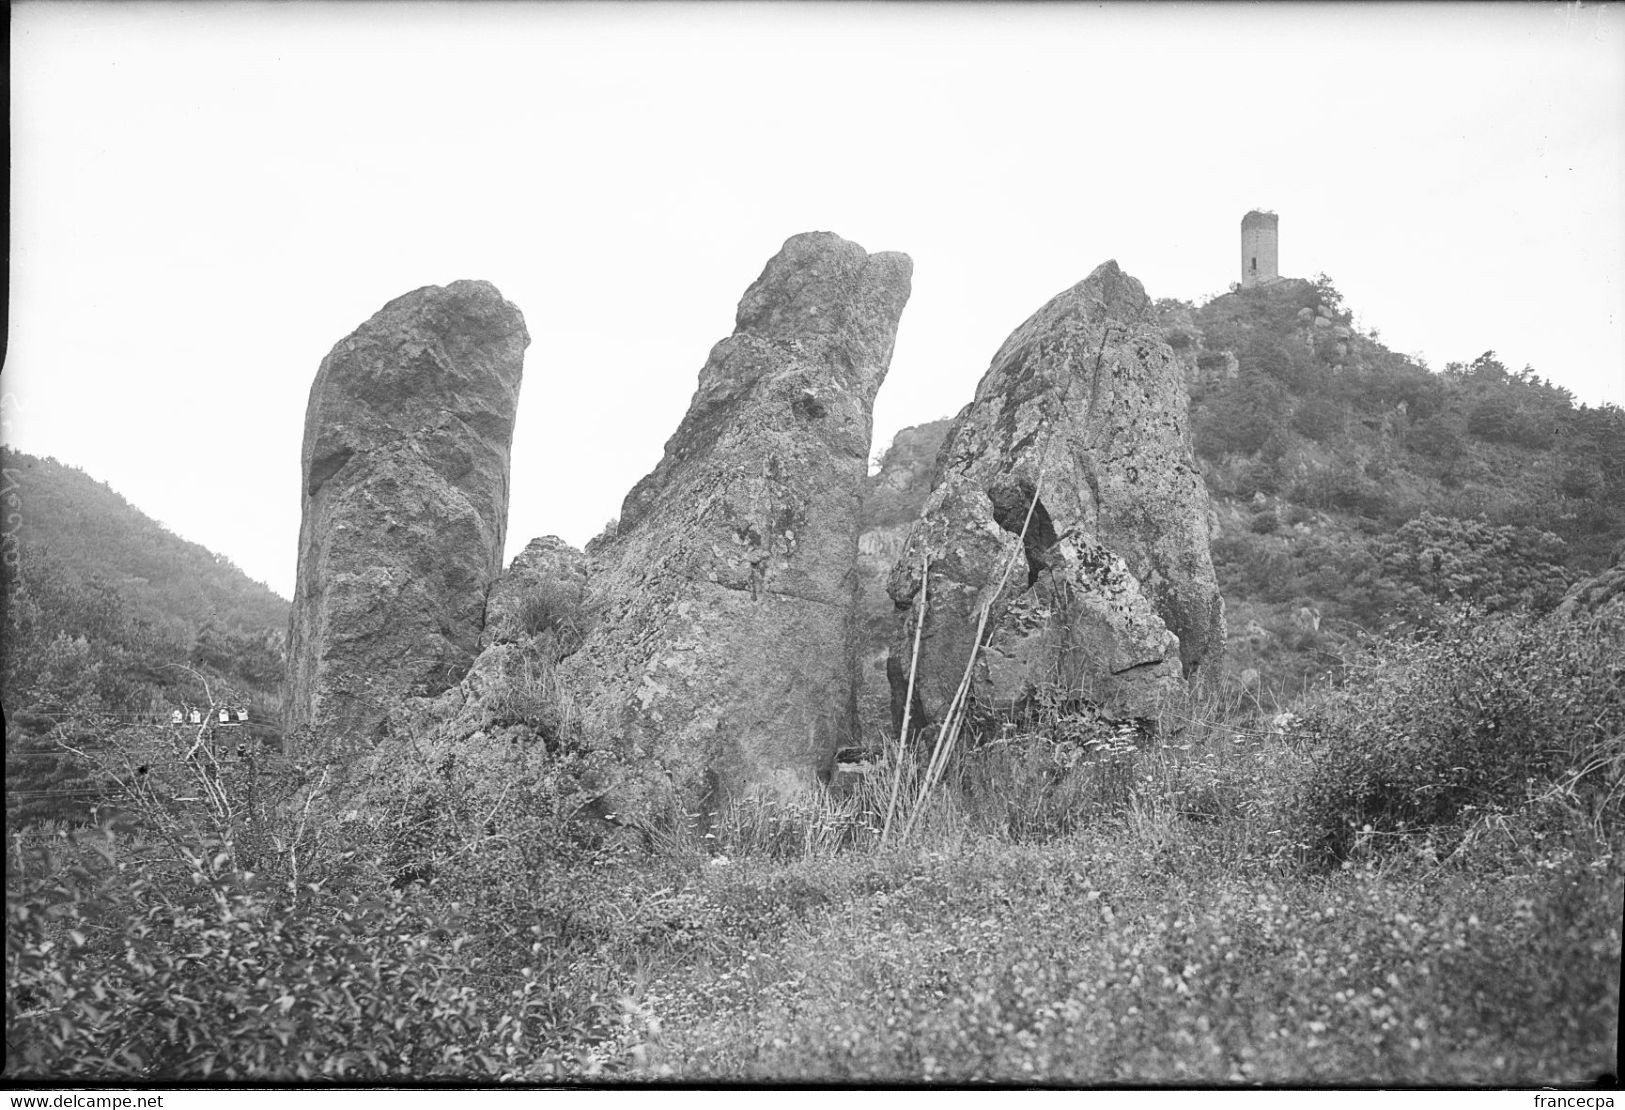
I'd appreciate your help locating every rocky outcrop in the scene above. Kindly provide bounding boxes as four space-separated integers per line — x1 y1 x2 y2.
480 536 591 650
557 231 912 812
855 420 953 740
286 281 528 755
394 535 592 754
1555 539 1625 619
887 260 1223 738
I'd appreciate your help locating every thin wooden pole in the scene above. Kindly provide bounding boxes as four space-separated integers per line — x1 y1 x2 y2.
880 552 929 846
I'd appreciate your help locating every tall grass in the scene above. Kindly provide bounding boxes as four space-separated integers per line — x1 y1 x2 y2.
9 602 1619 1083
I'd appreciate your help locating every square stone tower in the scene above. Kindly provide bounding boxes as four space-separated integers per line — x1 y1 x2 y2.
1240 209 1279 288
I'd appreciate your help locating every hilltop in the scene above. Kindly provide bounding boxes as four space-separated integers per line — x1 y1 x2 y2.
861 275 1625 703
1161 275 1625 695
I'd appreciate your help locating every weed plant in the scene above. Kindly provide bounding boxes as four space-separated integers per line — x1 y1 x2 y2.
7 606 1620 1084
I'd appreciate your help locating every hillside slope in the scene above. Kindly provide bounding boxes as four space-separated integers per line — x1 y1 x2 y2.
861 276 1625 706
1160 276 1625 697
2 449 289 824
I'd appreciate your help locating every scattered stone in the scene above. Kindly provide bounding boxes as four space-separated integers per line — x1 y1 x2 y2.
285 280 528 754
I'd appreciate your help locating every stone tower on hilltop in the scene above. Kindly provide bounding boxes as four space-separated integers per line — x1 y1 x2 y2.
1240 209 1279 288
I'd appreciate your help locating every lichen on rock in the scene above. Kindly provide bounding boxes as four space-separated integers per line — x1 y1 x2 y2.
887 260 1224 739
558 231 913 817
285 280 528 755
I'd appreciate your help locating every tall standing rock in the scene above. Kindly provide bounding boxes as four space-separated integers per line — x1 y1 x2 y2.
286 281 528 754
888 260 1222 736
559 232 912 811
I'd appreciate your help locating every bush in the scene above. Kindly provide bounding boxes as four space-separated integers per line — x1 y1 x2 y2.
641 832 1621 1084
1292 396 1344 442
1292 466 1390 519
1193 372 1290 460
1233 459 1281 499
5 831 526 1079
1467 393 1557 450
517 578 591 656
6 713 659 1081
1286 606 1625 865
1379 512 1571 617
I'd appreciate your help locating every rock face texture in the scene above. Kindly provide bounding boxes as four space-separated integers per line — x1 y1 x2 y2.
855 420 953 740
396 535 592 753
480 536 592 651
887 261 1223 737
286 281 528 754
558 232 912 810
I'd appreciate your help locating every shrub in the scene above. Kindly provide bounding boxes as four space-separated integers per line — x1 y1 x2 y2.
5 830 529 1079
1233 459 1281 499
1467 393 1557 450
517 578 591 656
1379 513 1571 617
1292 396 1344 442
5 708 661 1081
1285 606 1625 865
1292 465 1390 519
1193 372 1290 460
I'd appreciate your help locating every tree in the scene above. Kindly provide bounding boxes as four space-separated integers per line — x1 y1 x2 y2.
1380 513 1571 618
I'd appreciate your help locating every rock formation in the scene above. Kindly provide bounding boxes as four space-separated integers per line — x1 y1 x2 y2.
480 536 592 651
286 280 528 754
887 260 1223 738
855 420 952 741
557 231 912 812
398 535 592 754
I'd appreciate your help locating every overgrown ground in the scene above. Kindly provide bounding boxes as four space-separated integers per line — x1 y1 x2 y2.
7 607 1622 1085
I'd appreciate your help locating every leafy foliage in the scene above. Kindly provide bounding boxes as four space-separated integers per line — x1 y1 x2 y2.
1288 605 1625 865
3 451 287 825
1379 513 1571 617
1181 277 1624 701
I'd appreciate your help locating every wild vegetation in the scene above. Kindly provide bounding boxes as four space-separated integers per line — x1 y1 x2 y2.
2 450 287 826
1164 278 1625 700
6 600 1621 1082
6 278 1623 1084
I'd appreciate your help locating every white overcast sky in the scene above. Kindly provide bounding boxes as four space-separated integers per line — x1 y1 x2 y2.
7 1 1623 601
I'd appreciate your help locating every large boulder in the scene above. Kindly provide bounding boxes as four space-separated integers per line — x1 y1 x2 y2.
558 231 912 813
285 280 529 755
887 260 1223 738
